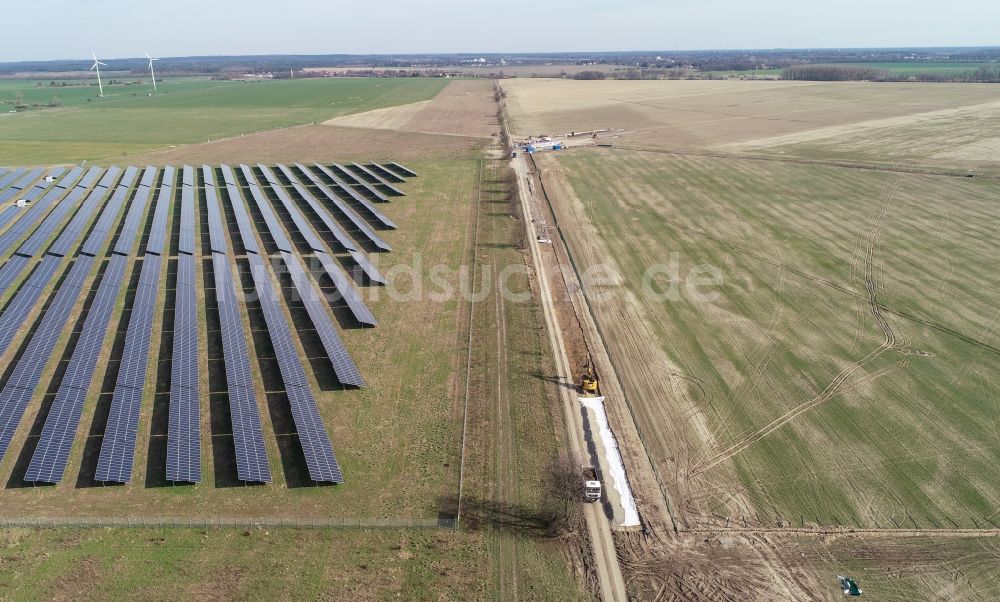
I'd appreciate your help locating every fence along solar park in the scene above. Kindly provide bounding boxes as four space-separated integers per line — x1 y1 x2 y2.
0 161 415 485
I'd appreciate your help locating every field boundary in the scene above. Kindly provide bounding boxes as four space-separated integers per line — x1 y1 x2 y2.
455 156 485 529
0 516 454 529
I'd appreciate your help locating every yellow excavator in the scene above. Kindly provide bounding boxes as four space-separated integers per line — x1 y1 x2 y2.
581 358 600 396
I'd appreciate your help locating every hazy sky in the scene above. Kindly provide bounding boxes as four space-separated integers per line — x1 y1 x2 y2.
4 0 999 61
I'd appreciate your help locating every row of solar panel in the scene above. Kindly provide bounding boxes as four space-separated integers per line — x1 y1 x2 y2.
94 256 162 482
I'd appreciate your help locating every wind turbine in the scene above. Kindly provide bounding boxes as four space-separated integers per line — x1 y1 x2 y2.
90 52 107 97
145 51 159 92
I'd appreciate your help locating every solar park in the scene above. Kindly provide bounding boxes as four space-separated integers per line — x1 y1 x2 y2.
0 161 416 486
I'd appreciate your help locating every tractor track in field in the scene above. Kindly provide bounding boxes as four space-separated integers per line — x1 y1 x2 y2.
491 159 521 599
612 143 1000 181
690 177 901 477
614 195 1000 358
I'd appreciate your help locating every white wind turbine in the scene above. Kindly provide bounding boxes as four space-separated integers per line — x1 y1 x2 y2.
145 51 159 92
90 52 107 97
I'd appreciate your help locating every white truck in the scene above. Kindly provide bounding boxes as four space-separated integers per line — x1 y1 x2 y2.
582 466 602 502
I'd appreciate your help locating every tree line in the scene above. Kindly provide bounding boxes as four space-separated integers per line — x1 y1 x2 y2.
782 63 1000 82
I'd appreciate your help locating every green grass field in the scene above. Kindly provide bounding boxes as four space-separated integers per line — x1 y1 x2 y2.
0 77 448 164
543 147 1000 528
0 527 580 601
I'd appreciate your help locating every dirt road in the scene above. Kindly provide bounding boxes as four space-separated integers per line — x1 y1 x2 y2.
511 151 629 601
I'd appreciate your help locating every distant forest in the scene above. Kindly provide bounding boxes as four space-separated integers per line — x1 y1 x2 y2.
782 63 1000 82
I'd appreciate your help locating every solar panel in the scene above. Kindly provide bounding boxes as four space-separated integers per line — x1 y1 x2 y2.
348 250 386 285
0 255 31 295
333 163 390 202
146 168 175 256
82 167 155 257
176 168 195 255
350 162 406 196
314 251 377 327
217 165 265 254
60 167 139 257
231 165 292 253
264 166 357 252
166 251 200 482
0 256 95 464
76 166 104 189
296 165 393 250
282 251 365 387
245 253 344 482
0 255 65 357
25 254 130 483
182 165 195 188
204 173 231 256
213 253 271 482
114 167 165 257
0 167 24 189
94 256 162 482
387 162 418 178
0 206 18 230
308 164 398 232
254 165 326 251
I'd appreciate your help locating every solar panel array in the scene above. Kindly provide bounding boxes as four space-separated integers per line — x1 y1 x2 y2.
247 253 344 482
0 167 45 204
254 165 327 251
225 172 347 481
25 169 156 483
0 170 135 359
215 165 262 254
292 165 396 230
332 163 390 202
0 167 152 473
229 166 286 252
0 161 415 487
348 249 387 285
276 166 358 252
315 251 378 327
251 165 378 325
234 166 364 388
204 166 272 483
309 164 398 235
349 162 406 197
0 167 91 256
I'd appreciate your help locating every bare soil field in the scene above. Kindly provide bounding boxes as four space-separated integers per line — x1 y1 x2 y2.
327 79 498 139
126 123 485 166
618 530 1000 601
534 147 1000 532
503 79 1000 162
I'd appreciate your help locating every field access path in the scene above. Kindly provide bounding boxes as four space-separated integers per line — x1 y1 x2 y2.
509 151 628 600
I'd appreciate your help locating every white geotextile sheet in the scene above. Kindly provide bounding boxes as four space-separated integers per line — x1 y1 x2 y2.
580 396 641 527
